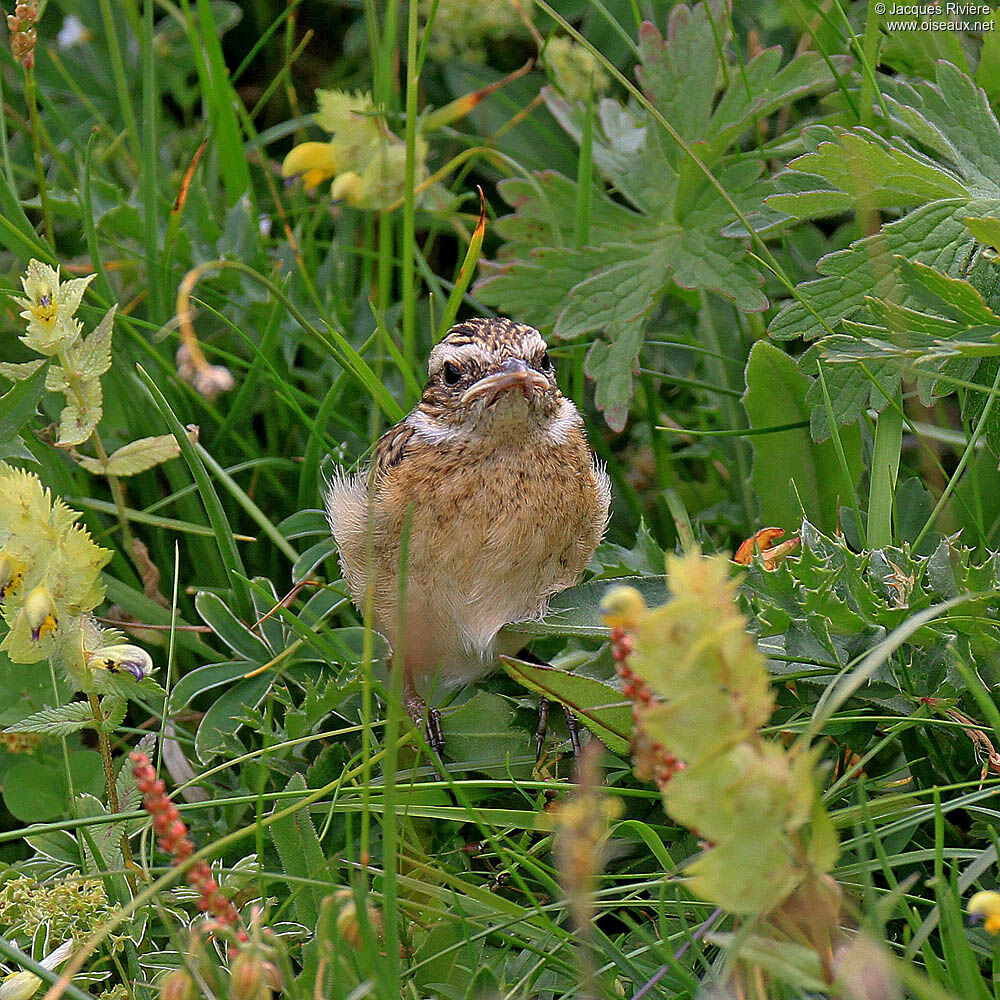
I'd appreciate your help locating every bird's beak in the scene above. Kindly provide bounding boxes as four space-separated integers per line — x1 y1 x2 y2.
460 358 549 404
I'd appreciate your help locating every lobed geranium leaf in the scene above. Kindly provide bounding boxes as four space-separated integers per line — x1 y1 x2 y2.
476 4 842 429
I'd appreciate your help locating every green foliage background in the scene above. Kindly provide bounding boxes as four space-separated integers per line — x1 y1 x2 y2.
3 0 1000 998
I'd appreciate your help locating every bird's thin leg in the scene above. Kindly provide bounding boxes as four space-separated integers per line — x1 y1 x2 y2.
535 696 550 762
402 676 445 759
563 705 582 758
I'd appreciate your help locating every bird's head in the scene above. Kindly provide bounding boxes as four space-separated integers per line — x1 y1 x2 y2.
419 318 567 433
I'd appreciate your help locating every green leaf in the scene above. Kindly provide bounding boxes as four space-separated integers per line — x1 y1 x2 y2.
0 364 47 442
441 690 533 775
268 773 328 927
168 660 253 713
500 656 630 753
477 5 838 428
2 751 104 822
772 127 968 217
195 590 270 661
507 574 668 641
77 432 186 476
2 700 93 736
195 673 273 761
965 214 1000 250
743 341 862 532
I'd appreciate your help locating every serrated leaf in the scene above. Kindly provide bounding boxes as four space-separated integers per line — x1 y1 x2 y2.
2 699 93 735
77 432 186 476
0 358 46 381
775 127 968 214
55 375 103 446
268 773 328 927
76 305 116 378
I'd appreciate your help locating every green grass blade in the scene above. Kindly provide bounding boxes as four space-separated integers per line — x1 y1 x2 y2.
135 363 251 619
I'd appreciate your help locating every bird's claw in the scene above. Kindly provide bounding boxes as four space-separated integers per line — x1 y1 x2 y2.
534 696 581 761
403 685 446 761
534 696 550 763
426 705 445 759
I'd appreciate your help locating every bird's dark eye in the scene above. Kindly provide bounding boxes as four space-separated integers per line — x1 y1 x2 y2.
443 362 461 386
539 351 553 372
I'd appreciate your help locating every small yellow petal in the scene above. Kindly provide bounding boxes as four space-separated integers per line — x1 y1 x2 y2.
331 171 363 205
0 972 42 1000
969 890 1000 933
0 552 25 604
282 142 338 185
24 585 58 641
600 585 646 631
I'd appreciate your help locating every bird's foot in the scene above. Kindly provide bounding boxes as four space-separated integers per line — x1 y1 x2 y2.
535 696 550 763
534 696 582 762
403 685 445 759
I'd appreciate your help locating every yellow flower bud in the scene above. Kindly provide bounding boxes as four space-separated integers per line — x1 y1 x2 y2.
0 972 41 1000
0 552 25 604
24 585 57 641
230 951 270 1000
970 890 1000 934
600 585 646 630
330 171 363 205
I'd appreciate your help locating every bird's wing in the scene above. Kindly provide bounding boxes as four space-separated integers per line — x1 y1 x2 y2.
373 419 416 479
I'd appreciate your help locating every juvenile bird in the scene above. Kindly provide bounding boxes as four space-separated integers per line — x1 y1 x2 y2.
326 317 611 752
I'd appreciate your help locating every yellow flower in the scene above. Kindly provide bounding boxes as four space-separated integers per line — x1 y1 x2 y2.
600 584 647 631
23 585 57 641
0 465 154 693
0 552 25 604
330 171 363 205
13 260 94 356
283 89 428 212
0 941 74 1000
970 891 1000 934
85 642 153 681
281 142 339 190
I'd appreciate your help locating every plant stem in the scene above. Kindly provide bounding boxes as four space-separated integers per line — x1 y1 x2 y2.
55 350 139 565
88 692 136 883
24 67 54 247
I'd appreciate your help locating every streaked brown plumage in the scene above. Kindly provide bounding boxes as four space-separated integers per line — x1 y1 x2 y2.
326 317 610 745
